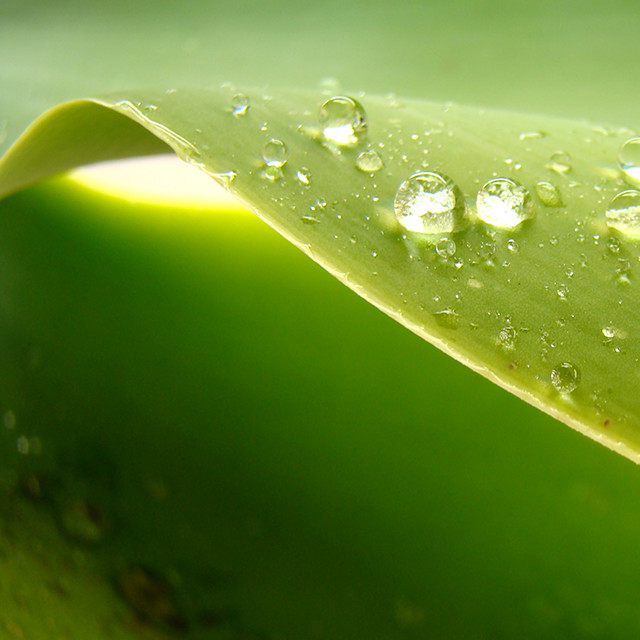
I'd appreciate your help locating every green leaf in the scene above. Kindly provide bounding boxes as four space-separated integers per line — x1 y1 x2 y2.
2 86 639 461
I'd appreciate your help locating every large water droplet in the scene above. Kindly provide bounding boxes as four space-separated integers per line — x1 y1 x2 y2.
476 178 534 229
356 149 383 173
230 93 250 116
605 190 640 238
551 362 580 393
394 171 466 234
618 137 640 184
263 138 288 167
535 181 564 207
318 96 367 146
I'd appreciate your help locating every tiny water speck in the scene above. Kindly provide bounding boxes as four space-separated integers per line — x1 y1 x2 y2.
476 178 534 229
394 171 466 234
618 137 640 184
318 95 367 146
605 190 640 238
356 149 383 173
296 167 312 186
551 362 580 393
230 93 250 116
535 181 564 207
263 138 288 167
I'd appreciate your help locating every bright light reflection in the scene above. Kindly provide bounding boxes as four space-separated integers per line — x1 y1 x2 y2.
71 155 249 211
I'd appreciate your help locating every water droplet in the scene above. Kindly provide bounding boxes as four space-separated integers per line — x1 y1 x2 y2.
605 190 640 238
262 165 283 181
433 308 460 329
318 95 367 146
476 178 534 229
618 137 640 184
551 362 580 393
535 181 564 207
546 151 572 175
519 130 547 140
262 138 288 167
356 149 383 173
295 167 312 186
230 93 250 116
300 215 320 225
497 326 518 351
435 237 456 258
507 239 519 253
394 171 466 234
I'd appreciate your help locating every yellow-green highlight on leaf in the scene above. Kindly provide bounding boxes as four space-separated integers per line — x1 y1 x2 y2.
1 86 639 462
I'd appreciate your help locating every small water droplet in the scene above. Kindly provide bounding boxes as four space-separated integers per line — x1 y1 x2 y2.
230 93 250 116
295 167 312 186
551 362 580 393
262 138 288 167
394 171 467 234
435 237 456 258
3 410 15 430
300 215 320 225
546 151 572 175
519 130 547 140
262 165 283 181
507 239 519 253
497 326 518 351
618 137 640 184
433 308 460 329
356 149 384 173
605 190 640 238
476 178 534 229
535 181 564 207
318 95 367 146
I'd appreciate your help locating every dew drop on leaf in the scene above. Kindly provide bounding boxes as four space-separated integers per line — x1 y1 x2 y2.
230 92 250 116
476 178 534 229
546 150 572 175
618 137 640 185
551 362 580 393
355 149 384 173
262 138 288 167
295 167 312 186
605 190 640 238
535 181 564 207
262 165 283 181
318 95 368 146
394 171 466 234
435 237 456 258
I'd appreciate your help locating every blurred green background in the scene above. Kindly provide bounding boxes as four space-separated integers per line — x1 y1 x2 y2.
1 178 640 638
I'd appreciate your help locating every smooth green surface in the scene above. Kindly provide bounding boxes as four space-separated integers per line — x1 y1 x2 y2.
2 179 640 639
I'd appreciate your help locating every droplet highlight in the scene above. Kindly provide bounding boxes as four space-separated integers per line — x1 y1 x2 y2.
394 172 466 234
605 190 640 238
476 178 534 229
546 151 572 175
551 362 580 394
318 95 367 146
